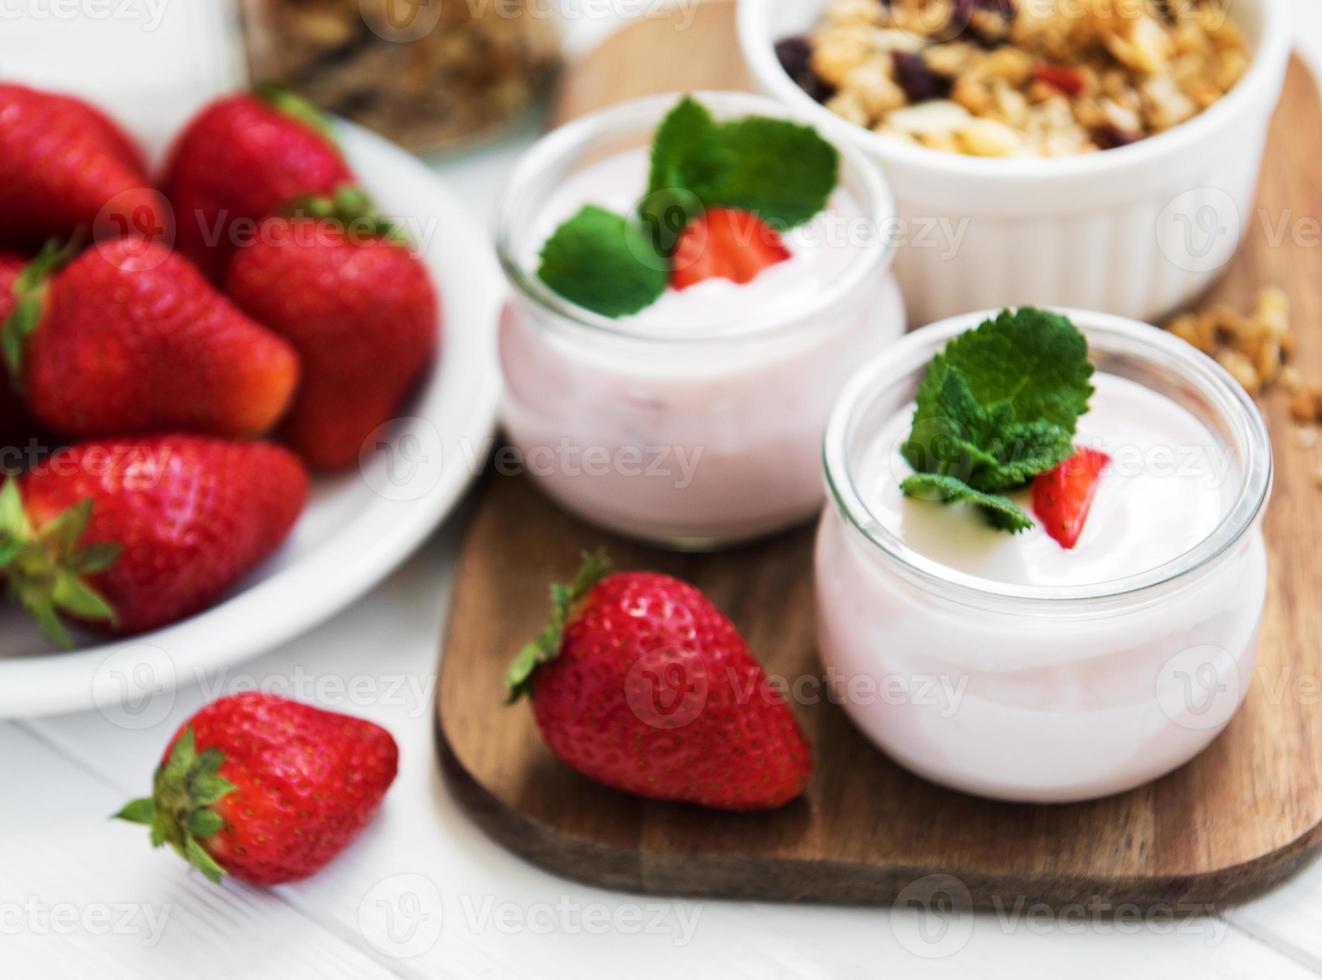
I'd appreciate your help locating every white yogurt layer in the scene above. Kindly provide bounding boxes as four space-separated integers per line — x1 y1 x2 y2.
523 147 865 331
861 372 1236 587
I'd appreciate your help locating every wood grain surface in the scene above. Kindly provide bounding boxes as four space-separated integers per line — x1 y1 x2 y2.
436 0 1322 909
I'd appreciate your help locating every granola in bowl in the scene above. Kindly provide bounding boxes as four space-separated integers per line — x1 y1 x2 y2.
778 0 1251 157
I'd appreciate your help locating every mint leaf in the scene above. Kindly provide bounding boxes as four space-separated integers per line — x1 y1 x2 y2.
901 473 1033 533
641 96 725 256
978 419 1075 490
640 96 839 237
922 308 1094 433
699 116 839 228
898 309 1094 534
537 206 668 318
901 365 1074 493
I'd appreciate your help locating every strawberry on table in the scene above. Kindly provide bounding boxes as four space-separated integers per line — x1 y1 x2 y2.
0 83 166 249
227 193 440 470
506 553 813 811
0 436 308 642
161 88 357 282
1033 447 1111 549
3 238 298 440
669 206 791 291
115 693 398 886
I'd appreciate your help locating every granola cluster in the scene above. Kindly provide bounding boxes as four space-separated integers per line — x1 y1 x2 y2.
778 0 1250 157
237 0 560 152
1165 289 1322 487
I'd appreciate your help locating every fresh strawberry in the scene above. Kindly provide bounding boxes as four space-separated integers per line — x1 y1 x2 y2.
4 238 298 440
0 436 308 642
114 693 397 886
506 553 812 810
0 84 166 249
160 88 356 282
669 207 791 291
0 251 40 448
1032 447 1111 549
1033 64 1088 98
227 195 440 469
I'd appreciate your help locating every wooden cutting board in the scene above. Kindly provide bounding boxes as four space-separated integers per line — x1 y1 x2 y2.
435 0 1322 909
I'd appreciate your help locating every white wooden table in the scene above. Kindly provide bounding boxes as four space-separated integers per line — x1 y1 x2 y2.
2 3 1321 976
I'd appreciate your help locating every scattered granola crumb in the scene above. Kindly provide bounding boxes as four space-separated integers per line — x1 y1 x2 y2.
1166 287 1322 490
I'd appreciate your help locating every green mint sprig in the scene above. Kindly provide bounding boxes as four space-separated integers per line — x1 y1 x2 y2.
536 96 839 318
899 308 1095 532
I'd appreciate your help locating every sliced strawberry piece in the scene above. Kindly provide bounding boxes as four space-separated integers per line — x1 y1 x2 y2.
1033 64 1088 98
1032 448 1111 549
669 207 791 291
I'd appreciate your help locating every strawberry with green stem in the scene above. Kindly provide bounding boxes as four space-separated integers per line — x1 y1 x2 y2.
2 237 299 440
115 692 398 885
226 188 440 470
507 552 813 811
0 436 308 644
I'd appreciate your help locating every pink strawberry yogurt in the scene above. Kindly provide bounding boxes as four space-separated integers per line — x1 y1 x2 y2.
815 310 1272 802
496 92 903 548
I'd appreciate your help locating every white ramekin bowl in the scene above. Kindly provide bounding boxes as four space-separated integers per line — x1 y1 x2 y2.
738 0 1292 326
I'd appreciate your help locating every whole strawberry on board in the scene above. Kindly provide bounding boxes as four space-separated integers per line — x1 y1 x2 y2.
160 87 357 282
0 83 167 249
227 191 440 469
0 251 41 448
506 553 813 810
2 237 298 440
0 436 308 643
115 693 398 885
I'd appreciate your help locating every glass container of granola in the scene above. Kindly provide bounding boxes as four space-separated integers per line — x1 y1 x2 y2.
236 0 561 152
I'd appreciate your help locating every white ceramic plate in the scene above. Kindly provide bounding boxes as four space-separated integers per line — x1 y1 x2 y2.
0 121 503 718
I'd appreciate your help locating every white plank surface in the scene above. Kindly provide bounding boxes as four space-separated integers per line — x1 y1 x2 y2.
3 2 1322 976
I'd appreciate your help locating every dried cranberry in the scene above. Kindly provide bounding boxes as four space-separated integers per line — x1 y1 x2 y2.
1094 125 1142 149
774 34 837 103
893 51 952 102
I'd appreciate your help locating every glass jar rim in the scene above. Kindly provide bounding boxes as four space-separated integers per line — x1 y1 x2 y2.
495 90 898 344
822 308 1274 608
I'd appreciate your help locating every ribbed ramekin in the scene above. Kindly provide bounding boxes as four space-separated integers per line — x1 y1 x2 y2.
738 0 1292 325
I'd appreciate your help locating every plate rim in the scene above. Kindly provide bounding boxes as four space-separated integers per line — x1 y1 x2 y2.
0 119 504 719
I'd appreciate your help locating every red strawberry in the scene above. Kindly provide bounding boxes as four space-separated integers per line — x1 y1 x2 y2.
114 693 398 886
669 207 791 291
161 88 356 282
0 436 308 642
1032 447 1111 549
0 251 40 448
5 238 298 440
506 553 813 810
227 198 440 469
0 84 166 249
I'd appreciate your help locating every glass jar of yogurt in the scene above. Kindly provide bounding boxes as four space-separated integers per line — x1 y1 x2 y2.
816 309 1273 803
497 92 903 549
